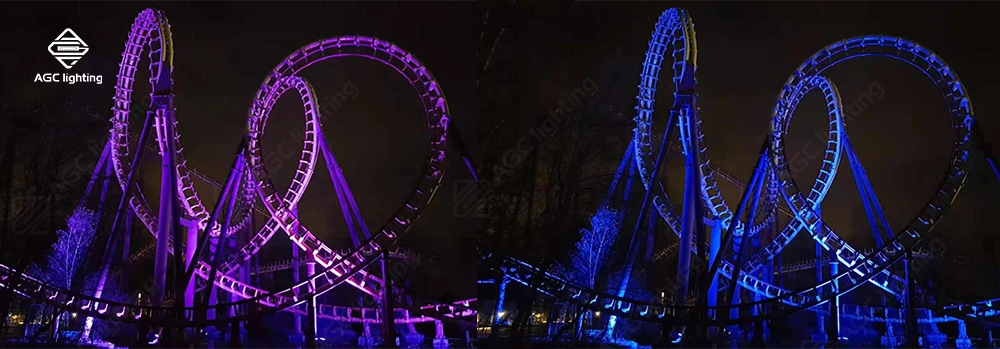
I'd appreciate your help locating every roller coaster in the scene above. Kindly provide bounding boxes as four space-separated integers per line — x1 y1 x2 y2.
480 8 1000 348
0 8 476 347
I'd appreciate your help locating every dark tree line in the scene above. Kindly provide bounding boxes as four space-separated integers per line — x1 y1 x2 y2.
477 29 637 339
0 93 127 343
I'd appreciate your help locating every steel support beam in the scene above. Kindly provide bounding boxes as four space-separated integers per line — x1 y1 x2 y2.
381 250 397 348
904 249 919 347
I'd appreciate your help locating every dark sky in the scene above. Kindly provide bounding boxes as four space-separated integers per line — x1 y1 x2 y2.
1 2 477 299
480 1 1000 287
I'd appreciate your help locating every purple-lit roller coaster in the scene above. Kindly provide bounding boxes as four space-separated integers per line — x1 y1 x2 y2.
481 7 1000 347
0 8 475 347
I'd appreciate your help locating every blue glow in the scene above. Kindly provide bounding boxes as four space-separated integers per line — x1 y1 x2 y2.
478 11 999 349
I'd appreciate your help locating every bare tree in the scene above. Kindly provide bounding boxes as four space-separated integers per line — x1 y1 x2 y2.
26 207 98 341
560 205 622 338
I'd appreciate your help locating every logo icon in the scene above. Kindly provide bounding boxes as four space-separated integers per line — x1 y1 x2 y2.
7 195 52 235
48 28 89 69
454 179 484 218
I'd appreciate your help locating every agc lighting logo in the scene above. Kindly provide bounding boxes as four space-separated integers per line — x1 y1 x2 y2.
34 28 104 85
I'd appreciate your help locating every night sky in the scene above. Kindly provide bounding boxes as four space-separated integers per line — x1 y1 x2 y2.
1 2 477 299
480 1 1000 292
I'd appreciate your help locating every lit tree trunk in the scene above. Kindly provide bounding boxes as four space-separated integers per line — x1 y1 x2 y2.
574 306 584 340
494 276 508 325
51 311 61 342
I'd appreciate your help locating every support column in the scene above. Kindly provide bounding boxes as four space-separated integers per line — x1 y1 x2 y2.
152 134 172 336
380 250 396 348
292 242 302 337
403 281 423 347
955 320 972 348
726 288 741 349
184 220 198 342
227 235 241 347
401 311 423 347
812 210 828 345
751 320 765 347
760 235 772 343
751 232 764 347
708 220 721 338
881 320 899 348
904 249 919 348
153 102 181 345
726 234 742 348
121 205 133 265
671 109 699 344
828 261 840 345
922 309 946 348
359 316 375 348
707 220 721 308
204 237 221 344
775 222 783 288
814 249 825 332
305 262 317 348
433 320 449 348
291 207 304 346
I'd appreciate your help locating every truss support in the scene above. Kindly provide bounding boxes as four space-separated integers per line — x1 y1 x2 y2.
86 107 154 342
200 150 246 324
724 141 768 315
318 132 371 246
629 98 678 342
183 139 247 285
844 136 893 248
697 137 770 323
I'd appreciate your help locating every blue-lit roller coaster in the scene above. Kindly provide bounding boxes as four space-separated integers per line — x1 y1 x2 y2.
480 8 1000 347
